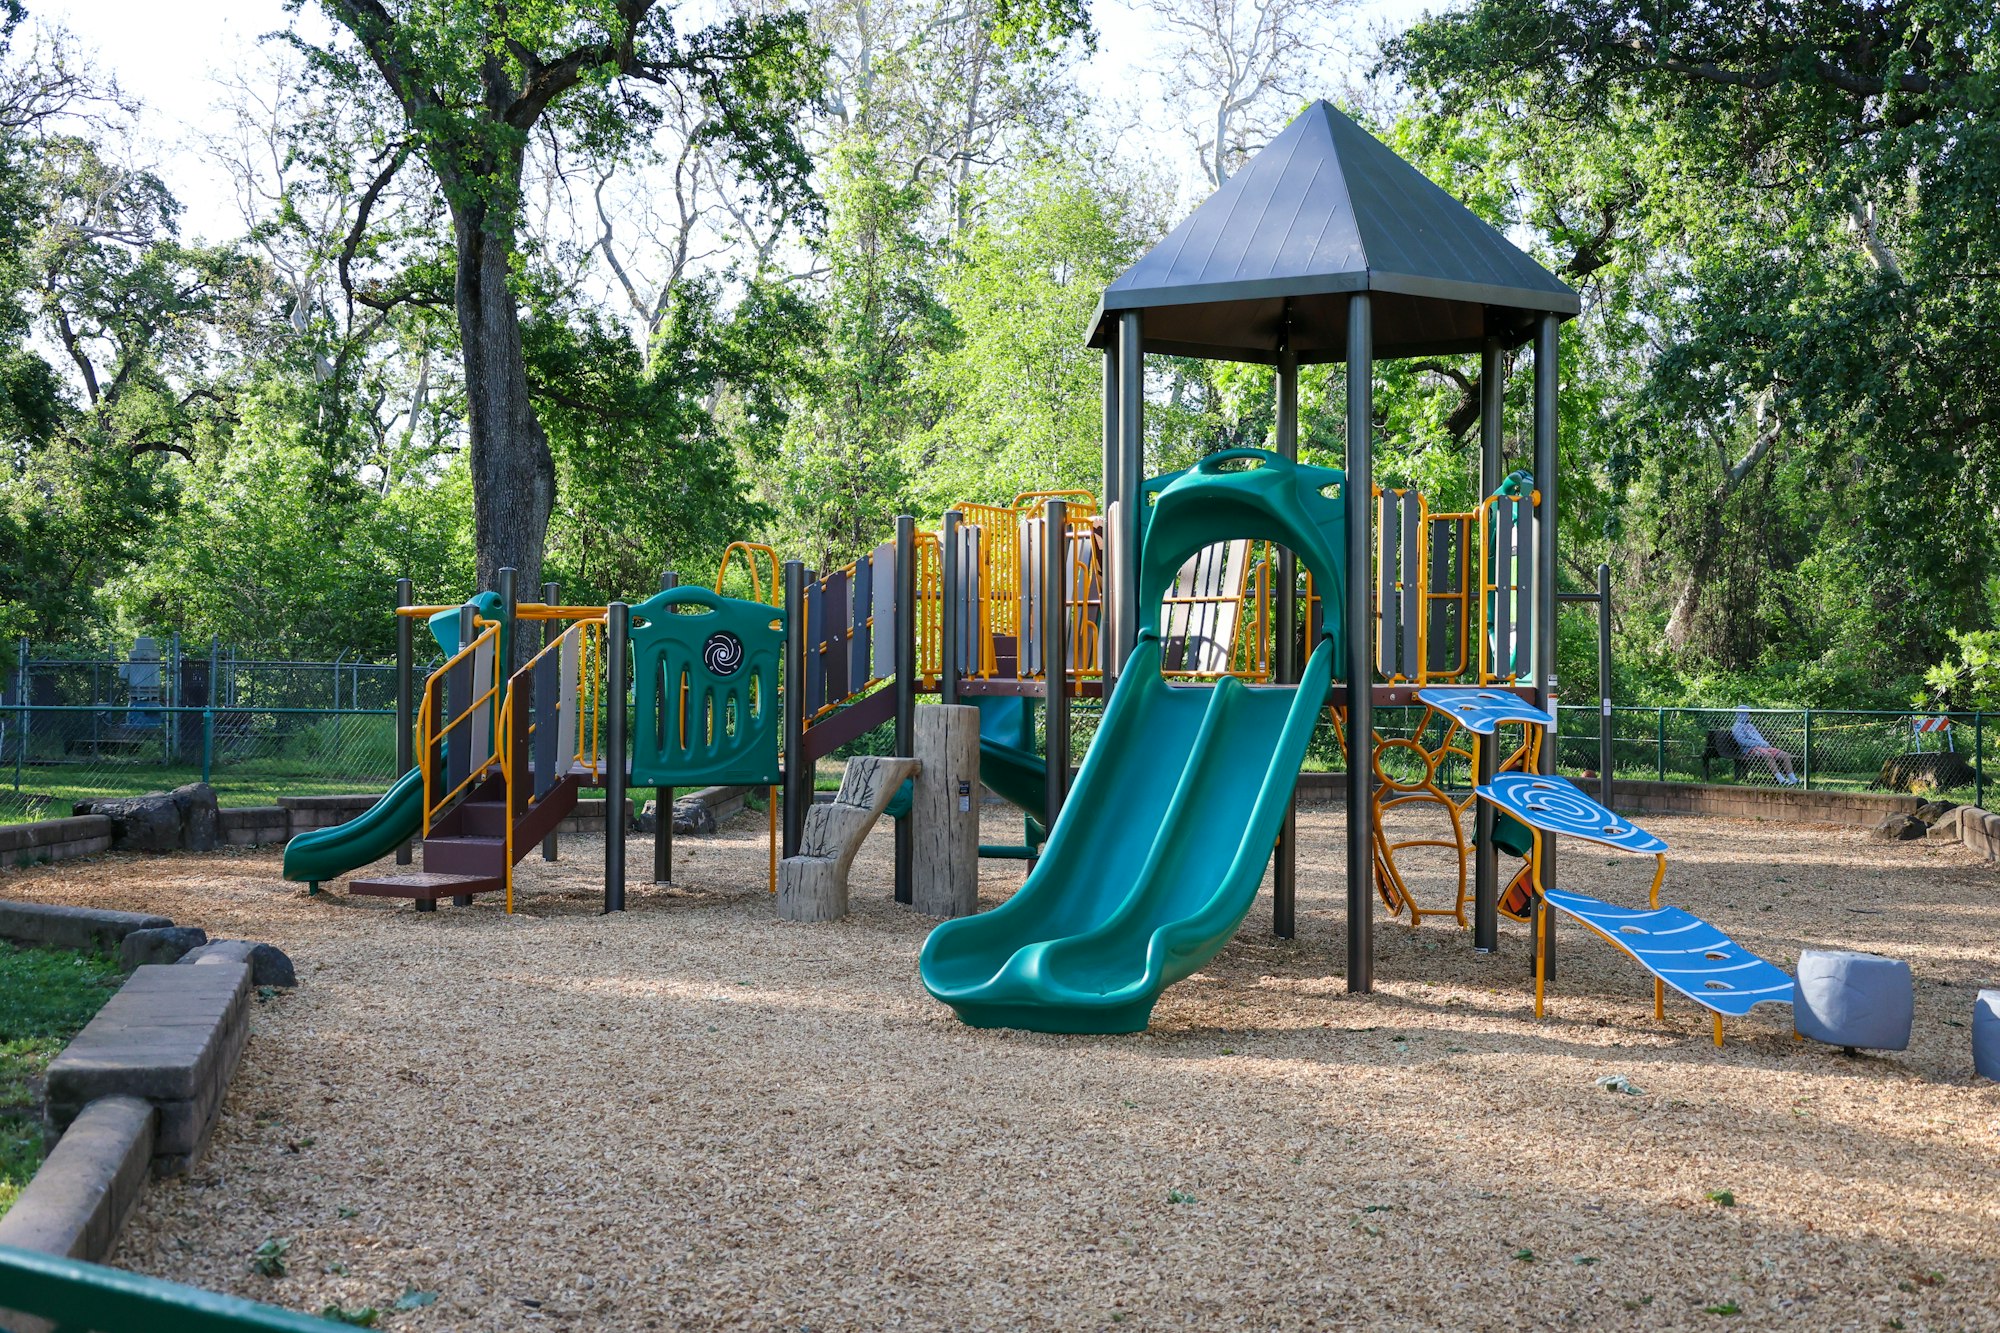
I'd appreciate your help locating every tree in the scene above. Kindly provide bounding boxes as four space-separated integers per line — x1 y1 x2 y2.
1384 0 2000 690
290 0 823 598
909 158 1151 510
1139 0 1349 186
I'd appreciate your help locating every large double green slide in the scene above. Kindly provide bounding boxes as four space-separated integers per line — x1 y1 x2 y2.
921 449 1347 1033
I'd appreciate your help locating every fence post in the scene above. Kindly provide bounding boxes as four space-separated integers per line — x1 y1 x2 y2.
201 706 214 786
1656 707 1665 782
1801 710 1812 791
1977 712 1985 810
11 636 25 792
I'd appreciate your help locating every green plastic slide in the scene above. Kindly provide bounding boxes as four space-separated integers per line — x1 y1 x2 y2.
279 595 497 886
280 766 425 885
920 635 1334 1032
920 447 1347 1033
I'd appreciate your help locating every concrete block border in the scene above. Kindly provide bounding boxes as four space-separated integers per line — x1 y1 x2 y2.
0 1096 155 1261
0 901 170 953
0 922 278 1264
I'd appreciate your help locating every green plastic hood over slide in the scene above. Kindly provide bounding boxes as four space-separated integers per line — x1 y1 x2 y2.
920 450 1345 1033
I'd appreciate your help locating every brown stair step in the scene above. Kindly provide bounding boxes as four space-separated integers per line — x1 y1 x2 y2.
421 836 508 876
349 872 502 901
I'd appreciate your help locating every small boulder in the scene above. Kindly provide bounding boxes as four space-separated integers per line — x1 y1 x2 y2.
120 925 208 970
170 782 220 852
1914 799 1959 825
672 801 717 836
635 799 658 834
74 792 184 852
1871 813 1929 842
179 939 296 987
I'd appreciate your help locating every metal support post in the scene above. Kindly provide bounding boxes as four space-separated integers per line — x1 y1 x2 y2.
1532 313 1560 983
1101 345 1122 686
1043 500 1071 835
604 602 629 912
1597 562 1612 808
540 580 561 862
654 569 677 883
940 511 962 706
1344 294 1375 992
1115 311 1145 675
395 579 414 865
1274 336 1300 939
894 517 918 904
1473 335 1505 951
782 561 810 861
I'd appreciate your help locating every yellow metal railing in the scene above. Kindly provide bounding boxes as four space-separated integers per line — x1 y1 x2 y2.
496 616 606 912
1425 512 1476 682
914 530 943 684
716 541 783 606
418 619 502 834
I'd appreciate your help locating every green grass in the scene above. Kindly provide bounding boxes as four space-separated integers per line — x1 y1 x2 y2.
0 944 125 1216
2 763 395 827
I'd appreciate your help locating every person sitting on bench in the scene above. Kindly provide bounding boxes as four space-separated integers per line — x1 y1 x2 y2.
1732 707 1798 785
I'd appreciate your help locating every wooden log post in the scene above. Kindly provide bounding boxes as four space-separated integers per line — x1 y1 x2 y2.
913 704 981 918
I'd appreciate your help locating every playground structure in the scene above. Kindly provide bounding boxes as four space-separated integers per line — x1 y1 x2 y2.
282 101 1802 1046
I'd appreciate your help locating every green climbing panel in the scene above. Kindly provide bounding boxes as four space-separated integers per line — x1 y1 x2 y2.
629 586 786 787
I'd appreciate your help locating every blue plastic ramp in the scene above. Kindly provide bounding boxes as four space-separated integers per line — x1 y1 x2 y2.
1541 890 1795 1018
1414 686 1554 736
1472 771 1794 1036
1476 772 1666 855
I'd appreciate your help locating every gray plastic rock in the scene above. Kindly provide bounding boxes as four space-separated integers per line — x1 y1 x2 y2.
1975 990 2000 1081
120 925 208 969
1793 949 1913 1051
179 938 296 987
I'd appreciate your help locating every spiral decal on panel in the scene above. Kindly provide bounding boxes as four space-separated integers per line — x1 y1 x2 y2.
703 631 745 677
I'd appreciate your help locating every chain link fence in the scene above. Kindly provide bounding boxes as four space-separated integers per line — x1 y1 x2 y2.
2 705 399 825
1554 706 1989 804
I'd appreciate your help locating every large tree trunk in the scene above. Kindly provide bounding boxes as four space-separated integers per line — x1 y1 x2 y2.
454 201 556 606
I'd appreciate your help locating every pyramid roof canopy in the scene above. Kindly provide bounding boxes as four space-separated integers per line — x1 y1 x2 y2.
1087 102 1578 364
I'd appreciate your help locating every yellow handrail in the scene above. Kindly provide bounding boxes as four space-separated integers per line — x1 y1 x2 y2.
417 620 502 834
716 542 783 606
495 616 607 912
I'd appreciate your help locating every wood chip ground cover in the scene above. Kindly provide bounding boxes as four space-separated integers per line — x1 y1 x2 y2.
1 805 1996 1328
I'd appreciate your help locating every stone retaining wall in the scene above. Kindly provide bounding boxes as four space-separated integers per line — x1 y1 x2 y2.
0 816 113 868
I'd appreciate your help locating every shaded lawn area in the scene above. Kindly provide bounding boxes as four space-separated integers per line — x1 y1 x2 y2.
0 943 124 1215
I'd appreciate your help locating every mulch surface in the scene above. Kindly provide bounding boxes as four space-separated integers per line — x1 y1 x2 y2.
3 802 1997 1329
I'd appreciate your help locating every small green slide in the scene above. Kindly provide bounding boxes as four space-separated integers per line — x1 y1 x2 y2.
920 448 1347 1033
280 595 498 886
281 767 425 885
